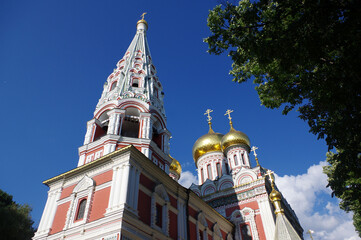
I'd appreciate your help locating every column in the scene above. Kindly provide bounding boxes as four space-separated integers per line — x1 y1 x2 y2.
119 163 131 208
177 199 186 240
36 188 61 235
139 112 152 138
132 168 140 211
107 109 125 135
107 166 122 212
257 197 275 240
118 111 125 136
83 119 96 144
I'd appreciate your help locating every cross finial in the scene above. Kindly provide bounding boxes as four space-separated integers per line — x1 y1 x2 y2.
204 109 213 123
141 12 147 20
251 146 258 157
224 109 233 121
251 146 260 166
264 169 275 186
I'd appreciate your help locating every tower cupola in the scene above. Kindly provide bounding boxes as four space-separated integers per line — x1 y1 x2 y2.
78 14 172 171
221 110 250 152
192 109 223 164
221 110 251 171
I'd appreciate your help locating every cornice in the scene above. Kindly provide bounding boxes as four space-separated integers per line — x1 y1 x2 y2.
43 145 133 185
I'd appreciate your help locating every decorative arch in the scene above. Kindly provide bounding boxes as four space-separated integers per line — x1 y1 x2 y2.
230 208 260 240
234 169 258 186
94 102 118 119
121 107 140 138
64 176 95 230
118 99 149 113
201 180 216 196
109 81 118 91
151 184 169 236
190 184 201 197
217 175 234 191
212 223 223 240
197 212 208 240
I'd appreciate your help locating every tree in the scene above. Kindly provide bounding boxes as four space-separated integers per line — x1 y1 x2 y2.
205 0 361 235
0 189 35 240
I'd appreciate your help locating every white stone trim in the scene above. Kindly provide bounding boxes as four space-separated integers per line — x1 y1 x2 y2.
257 197 275 240
63 175 95 230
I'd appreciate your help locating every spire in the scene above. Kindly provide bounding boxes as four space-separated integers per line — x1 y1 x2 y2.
96 13 165 117
266 171 302 240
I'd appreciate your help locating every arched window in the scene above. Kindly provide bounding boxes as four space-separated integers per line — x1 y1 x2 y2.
93 111 109 141
241 224 252 240
241 152 245 165
152 121 162 149
76 199 87 220
110 81 117 91
121 108 140 138
132 79 139 88
234 154 239 166
216 162 222 177
151 185 170 235
201 168 204 183
207 164 212 180
225 163 230 174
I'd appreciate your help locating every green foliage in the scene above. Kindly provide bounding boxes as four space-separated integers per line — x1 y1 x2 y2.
205 0 361 235
0 189 35 240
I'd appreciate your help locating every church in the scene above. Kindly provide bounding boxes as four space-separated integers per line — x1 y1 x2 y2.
33 16 303 240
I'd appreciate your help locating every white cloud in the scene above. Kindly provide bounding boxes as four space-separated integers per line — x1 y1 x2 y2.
275 161 360 240
179 170 198 188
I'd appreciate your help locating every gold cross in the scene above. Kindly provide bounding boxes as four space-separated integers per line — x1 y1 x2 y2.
265 169 274 181
204 109 213 123
141 12 147 20
224 109 234 121
251 146 258 157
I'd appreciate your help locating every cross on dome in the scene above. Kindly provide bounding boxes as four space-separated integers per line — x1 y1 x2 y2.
224 109 233 121
264 169 275 184
141 12 147 20
204 109 213 123
251 146 258 157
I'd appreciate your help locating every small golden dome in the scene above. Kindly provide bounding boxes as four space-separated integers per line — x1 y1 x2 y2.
221 123 250 151
269 189 282 202
192 124 223 163
137 19 148 28
169 155 182 176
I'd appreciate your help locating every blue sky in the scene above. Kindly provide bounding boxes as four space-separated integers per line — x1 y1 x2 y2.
0 1 358 239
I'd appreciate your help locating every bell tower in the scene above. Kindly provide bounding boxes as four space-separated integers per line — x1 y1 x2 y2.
78 15 172 171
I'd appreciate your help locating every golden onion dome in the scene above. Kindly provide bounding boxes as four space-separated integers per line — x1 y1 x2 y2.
221 122 250 151
269 188 282 202
169 155 182 176
192 123 224 163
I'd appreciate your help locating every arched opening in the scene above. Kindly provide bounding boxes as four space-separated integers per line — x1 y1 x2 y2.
225 163 230 174
110 81 117 91
216 162 222 177
93 111 109 141
121 107 140 138
241 224 252 240
76 199 87 220
234 154 239 166
132 79 139 88
152 121 162 149
207 164 212 180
